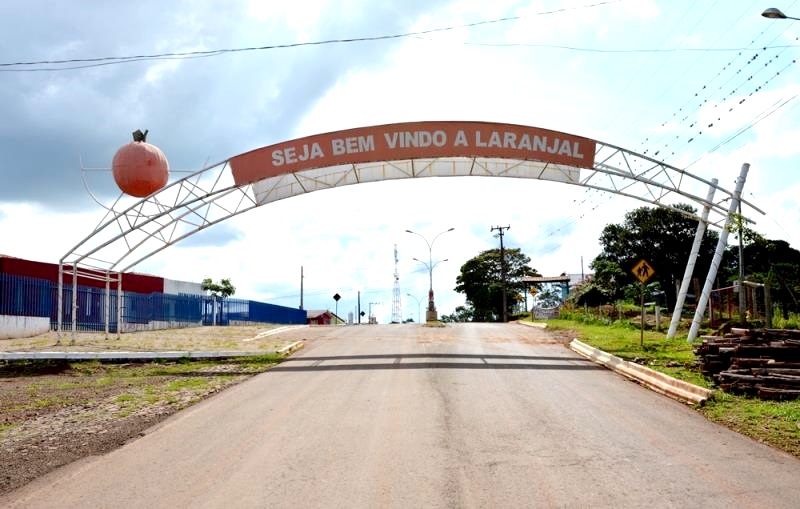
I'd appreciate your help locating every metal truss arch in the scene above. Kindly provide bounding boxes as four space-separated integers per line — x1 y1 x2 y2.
57 121 765 339
61 123 763 276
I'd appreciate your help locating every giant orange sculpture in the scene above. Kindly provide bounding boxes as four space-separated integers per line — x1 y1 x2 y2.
112 129 169 197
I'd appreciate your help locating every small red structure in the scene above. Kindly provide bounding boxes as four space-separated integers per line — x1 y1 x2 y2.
112 129 169 197
306 310 341 326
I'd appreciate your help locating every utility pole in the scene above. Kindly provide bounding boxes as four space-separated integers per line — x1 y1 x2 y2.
391 245 401 324
300 266 304 310
491 225 511 323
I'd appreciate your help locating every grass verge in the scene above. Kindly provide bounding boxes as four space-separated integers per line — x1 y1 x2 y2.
545 318 800 458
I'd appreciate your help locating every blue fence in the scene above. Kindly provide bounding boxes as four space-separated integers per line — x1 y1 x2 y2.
0 273 53 318
0 273 306 331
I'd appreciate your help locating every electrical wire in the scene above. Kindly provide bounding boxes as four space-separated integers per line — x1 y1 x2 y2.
0 1 621 72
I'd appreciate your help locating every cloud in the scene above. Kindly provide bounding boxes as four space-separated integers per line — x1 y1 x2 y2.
0 0 454 208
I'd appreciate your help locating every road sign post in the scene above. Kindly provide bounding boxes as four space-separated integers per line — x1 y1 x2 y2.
631 259 655 347
333 293 341 324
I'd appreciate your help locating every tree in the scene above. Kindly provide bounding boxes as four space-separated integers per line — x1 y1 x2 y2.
201 278 236 299
722 237 800 319
594 204 718 308
441 304 474 323
454 248 538 321
202 278 236 326
534 287 563 308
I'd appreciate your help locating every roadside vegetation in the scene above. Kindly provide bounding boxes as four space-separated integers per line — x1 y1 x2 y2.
542 311 800 458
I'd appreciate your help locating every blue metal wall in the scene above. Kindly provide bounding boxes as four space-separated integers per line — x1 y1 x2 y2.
0 273 306 330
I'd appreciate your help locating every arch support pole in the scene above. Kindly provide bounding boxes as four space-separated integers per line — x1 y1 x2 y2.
70 264 78 344
688 163 749 342
57 263 64 344
667 178 717 338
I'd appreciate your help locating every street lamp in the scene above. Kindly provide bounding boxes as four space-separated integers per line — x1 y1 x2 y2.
406 293 422 324
762 7 800 20
406 227 455 322
368 302 380 324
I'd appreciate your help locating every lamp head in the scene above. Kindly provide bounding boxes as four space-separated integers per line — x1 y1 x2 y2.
762 7 787 19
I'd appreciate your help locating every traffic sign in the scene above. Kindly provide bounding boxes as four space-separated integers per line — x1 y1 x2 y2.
631 259 655 284
333 293 341 302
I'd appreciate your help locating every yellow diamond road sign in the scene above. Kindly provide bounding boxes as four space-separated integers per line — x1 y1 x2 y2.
632 259 655 284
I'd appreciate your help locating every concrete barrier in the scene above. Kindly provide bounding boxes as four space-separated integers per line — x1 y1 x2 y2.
0 315 50 340
569 338 713 405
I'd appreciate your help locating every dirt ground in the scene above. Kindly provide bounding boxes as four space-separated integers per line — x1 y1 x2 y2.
0 325 298 495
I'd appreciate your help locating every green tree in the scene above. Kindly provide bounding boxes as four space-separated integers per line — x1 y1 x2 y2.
586 258 625 301
721 237 800 319
594 204 718 307
441 304 474 323
454 248 538 321
201 278 236 299
534 287 562 308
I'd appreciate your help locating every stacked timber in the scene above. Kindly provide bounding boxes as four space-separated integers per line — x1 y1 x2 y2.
695 328 800 400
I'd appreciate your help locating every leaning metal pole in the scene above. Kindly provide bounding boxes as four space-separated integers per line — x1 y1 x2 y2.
688 163 749 342
667 178 717 338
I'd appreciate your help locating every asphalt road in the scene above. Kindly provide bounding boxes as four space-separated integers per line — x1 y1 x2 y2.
4 323 800 508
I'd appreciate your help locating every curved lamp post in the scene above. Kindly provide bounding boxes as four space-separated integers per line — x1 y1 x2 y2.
762 8 800 20
406 293 422 324
406 227 454 321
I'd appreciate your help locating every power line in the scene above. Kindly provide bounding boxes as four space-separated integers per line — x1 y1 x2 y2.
0 1 620 72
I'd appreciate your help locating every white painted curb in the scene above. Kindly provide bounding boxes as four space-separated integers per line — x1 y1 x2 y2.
0 351 271 361
516 320 548 329
569 338 713 405
276 341 304 356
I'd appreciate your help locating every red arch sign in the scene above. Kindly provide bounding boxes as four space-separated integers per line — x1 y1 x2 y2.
230 121 596 186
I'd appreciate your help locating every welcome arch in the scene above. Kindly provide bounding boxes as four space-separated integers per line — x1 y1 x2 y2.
58 121 762 339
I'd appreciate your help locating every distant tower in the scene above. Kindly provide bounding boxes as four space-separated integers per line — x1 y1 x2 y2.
391 244 402 324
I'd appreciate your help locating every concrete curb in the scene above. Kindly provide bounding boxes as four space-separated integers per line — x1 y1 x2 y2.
276 341 304 356
515 320 548 329
0 342 305 361
569 338 713 405
0 350 274 361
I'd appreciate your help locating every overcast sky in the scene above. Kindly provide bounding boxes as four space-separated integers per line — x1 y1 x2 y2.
2 0 800 323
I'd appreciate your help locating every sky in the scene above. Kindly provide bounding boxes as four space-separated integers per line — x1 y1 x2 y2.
2 0 800 323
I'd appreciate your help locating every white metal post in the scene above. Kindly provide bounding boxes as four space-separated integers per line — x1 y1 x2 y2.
667 178 717 338
57 262 64 343
688 164 749 342
104 270 110 340
117 273 123 339
71 265 78 344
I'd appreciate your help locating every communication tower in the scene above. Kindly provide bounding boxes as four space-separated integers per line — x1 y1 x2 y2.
391 244 401 323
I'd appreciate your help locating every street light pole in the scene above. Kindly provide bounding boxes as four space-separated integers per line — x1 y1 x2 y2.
406 227 454 322
406 293 422 324
491 225 510 323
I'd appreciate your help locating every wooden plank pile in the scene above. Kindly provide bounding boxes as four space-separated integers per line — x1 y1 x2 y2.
695 328 800 400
